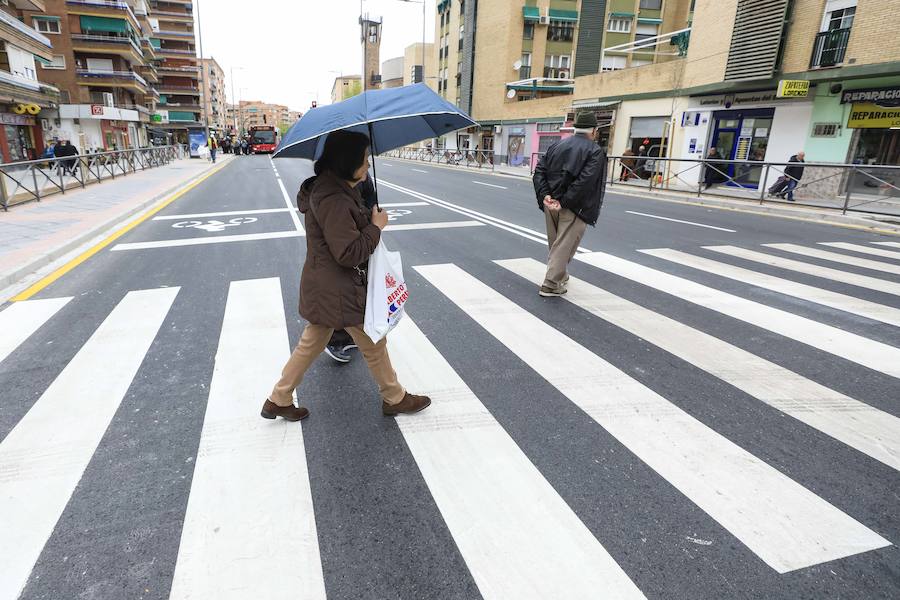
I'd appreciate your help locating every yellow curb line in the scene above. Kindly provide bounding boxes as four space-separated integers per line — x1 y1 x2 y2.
609 189 900 237
10 159 232 302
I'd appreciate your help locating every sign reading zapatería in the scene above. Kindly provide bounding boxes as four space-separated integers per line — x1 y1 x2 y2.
840 86 900 106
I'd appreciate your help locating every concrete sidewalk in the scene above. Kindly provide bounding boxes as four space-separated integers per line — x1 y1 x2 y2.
0 154 233 292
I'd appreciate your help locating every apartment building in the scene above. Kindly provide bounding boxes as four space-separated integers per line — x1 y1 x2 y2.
150 0 200 143
18 0 158 152
230 100 296 134
200 56 226 134
402 42 436 91
0 1 59 162
570 0 900 198
331 75 362 104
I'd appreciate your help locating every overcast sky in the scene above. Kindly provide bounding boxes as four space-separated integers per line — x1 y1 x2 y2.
196 0 435 111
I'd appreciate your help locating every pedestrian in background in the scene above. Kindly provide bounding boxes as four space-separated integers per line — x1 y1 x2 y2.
703 146 725 189
208 135 218 163
782 151 805 202
532 111 607 298
620 147 636 181
261 130 431 421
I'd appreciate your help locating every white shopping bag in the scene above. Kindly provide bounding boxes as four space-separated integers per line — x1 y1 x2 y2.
363 240 408 343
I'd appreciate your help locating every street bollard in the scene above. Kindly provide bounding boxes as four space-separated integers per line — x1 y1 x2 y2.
842 166 854 214
759 164 770 204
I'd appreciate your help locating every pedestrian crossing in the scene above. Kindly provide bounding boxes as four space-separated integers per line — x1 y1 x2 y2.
0 239 897 598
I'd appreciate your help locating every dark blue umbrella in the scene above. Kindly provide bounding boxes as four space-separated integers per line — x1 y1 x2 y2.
272 83 476 160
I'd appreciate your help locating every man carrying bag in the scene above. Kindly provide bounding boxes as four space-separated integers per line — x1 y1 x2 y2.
532 112 607 297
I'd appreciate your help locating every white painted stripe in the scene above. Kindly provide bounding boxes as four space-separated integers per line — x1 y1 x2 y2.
499 257 900 471
472 180 508 189
576 252 900 378
705 245 900 297
379 202 429 207
0 297 71 365
153 208 291 220
640 248 900 328
276 176 305 234
382 163 394 166
765 243 900 276
412 168 428 173
384 220 485 231
416 263 888 573
874 241 900 249
111 230 303 251
625 210 736 232
169 278 325 600
0 288 178 599
388 317 645 599
380 180 591 253
820 242 900 261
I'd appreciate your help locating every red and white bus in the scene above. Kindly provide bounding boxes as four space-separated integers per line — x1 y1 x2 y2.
248 126 277 154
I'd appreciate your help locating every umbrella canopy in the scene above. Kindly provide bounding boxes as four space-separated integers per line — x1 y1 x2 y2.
273 83 476 160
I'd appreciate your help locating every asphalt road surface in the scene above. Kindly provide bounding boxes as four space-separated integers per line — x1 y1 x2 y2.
1 154 898 600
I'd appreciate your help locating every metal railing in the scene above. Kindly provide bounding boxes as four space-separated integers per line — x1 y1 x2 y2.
810 27 851 68
382 146 495 170
600 154 900 216
0 145 186 211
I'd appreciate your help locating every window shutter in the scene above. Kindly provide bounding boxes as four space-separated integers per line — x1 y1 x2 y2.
724 0 791 81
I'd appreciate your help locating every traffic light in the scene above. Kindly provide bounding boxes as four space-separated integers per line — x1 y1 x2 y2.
311 101 317 109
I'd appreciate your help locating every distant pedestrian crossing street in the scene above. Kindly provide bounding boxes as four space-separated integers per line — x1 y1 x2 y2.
1 235 898 599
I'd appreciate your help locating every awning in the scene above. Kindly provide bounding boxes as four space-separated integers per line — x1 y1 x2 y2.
79 15 129 34
571 100 620 110
637 17 663 24
32 15 61 21
34 56 52 66
549 9 578 22
149 38 161 49
523 6 540 21
610 12 635 18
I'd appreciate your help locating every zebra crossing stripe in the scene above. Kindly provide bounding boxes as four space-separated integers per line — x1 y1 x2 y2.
705 245 900 297
576 252 900 379
0 287 179 599
0 297 71 366
819 242 900 261
874 241 900 249
387 317 646 599
498 258 900 471
415 263 889 574
169 278 325 600
764 243 900 276
639 248 900 328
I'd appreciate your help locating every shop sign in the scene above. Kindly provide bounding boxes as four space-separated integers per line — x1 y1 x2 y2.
150 114 162 123
91 104 104 116
508 127 526 136
847 103 900 128
692 90 795 108
0 113 36 126
840 86 900 106
777 80 809 98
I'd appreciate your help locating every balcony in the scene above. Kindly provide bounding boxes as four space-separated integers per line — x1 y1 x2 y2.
0 69 59 105
76 68 149 93
158 83 199 94
66 0 140 31
160 102 201 111
156 46 197 57
810 27 851 68
71 34 144 62
156 29 194 40
0 7 53 59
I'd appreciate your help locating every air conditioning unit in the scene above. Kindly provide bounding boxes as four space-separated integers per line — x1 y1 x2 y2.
103 92 114 107
494 125 502 134
539 13 550 25
558 70 570 79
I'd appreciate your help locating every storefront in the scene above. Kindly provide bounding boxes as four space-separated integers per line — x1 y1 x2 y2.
0 111 44 163
680 90 813 189
842 84 900 165
43 105 142 153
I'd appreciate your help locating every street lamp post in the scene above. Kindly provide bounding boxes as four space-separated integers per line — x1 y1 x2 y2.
229 66 245 135
195 0 210 142
398 0 427 83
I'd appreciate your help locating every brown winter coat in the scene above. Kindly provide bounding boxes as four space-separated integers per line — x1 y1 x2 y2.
297 171 381 328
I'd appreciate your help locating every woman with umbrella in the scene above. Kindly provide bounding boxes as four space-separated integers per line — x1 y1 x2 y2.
260 130 431 421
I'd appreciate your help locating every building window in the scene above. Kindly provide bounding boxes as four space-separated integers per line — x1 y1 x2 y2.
544 54 570 78
601 54 627 71
41 54 66 70
608 17 632 33
524 21 534 39
537 122 561 132
824 5 855 30
33 18 61 34
538 135 561 153
639 0 662 9
812 122 840 137
519 52 531 78
635 23 659 45
547 20 575 42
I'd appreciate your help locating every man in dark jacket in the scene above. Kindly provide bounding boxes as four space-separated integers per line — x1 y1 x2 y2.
532 111 607 297
781 151 805 202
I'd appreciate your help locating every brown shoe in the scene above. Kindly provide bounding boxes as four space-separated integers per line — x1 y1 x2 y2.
382 392 431 416
261 399 309 421
539 285 567 297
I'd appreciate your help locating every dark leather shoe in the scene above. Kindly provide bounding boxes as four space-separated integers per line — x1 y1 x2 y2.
261 399 309 421
383 392 431 416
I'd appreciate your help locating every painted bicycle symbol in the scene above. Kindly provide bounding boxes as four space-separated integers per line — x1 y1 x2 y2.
172 217 258 232
386 209 411 221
